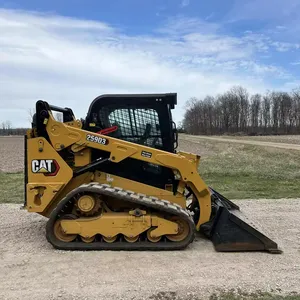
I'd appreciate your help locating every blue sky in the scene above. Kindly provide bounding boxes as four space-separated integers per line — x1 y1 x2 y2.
0 0 299 126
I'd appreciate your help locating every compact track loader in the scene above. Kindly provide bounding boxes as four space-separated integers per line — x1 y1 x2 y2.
24 93 281 253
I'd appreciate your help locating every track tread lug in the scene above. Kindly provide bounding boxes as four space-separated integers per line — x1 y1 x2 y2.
46 183 195 251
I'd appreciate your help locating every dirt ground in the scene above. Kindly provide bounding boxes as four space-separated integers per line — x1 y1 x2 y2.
0 136 24 172
180 135 300 151
1 199 300 300
208 135 300 145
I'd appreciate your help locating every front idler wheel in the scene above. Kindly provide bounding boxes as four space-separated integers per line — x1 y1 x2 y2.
166 217 190 242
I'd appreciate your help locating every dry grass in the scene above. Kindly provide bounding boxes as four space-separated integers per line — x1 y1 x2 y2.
149 290 300 300
208 290 300 300
179 136 300 199
204 135 300 145
0 172 24 203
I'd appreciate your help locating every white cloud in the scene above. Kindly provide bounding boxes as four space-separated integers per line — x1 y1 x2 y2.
181 0 190 8
282 80 300 90
157 15 220 36
228 0 300 44
276 25 287 30
242 32 300 53
271 41 300 52
0 9 292 127
0 10 112 31
291 61 300 65
205 13 214 21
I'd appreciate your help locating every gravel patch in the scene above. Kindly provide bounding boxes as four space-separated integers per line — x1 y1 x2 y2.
1 199 299 300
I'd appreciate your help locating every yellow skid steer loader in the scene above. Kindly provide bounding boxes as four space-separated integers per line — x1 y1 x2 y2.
24 93 281 253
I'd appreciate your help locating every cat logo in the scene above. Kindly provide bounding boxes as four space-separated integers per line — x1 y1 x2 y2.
31 159 60 176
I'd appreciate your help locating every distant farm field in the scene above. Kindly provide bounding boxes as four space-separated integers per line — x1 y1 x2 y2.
213 134 300 145
0 135 300 202
0 136 24 172
178 134 300 199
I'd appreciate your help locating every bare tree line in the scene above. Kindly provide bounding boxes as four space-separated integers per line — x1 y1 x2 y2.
0 121 28 136
1 89 300 137
0 111 63 136
183 86 300 135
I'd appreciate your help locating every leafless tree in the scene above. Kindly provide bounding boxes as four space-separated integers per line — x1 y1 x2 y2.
250 94 261 133
182 86 300 136
27 108 35 123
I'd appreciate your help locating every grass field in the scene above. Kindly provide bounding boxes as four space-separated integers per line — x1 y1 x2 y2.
179 137 300 199
150 290 300 300
0 172 24 204
0 135 300 203
201 144 300 199
208 290 300 300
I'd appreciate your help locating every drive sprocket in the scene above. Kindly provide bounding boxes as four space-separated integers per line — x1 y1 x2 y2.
75 194 101 216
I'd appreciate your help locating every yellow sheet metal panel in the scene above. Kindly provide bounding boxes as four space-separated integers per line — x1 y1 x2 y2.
42 172 93 217
74 148 91 167
26 137 73 213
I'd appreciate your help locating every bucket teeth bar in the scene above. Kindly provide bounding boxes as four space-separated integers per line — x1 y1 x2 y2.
201 188 282 254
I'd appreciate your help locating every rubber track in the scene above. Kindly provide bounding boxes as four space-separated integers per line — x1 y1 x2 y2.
46 182 195 250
